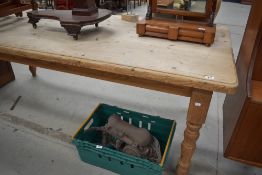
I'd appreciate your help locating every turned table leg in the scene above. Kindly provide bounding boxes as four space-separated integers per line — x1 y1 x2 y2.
29 66 37 77
0 61 15 87
176 89 213 175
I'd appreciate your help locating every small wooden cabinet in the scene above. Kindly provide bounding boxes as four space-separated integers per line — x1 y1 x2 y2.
0 61 15 88
223 0 262 168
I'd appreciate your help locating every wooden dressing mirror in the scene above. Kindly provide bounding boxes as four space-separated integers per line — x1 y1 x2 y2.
156 0 210 16
137 0 221 46
163 0 207 13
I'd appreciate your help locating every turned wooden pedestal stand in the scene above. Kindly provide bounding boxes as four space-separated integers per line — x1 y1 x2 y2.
27 0 112 40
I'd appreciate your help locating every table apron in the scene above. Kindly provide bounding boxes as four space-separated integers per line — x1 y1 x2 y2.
0 54 193 97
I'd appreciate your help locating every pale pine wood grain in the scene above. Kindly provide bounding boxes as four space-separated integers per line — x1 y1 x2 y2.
0 15 237 93
176 89 213 175
0 14 238 175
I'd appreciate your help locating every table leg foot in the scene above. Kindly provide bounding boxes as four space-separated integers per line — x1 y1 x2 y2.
176 89 212 175
61 23 81 40
29 66 37 77
15 12 23 17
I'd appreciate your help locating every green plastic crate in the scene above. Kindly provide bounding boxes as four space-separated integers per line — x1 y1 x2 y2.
72 104 176 175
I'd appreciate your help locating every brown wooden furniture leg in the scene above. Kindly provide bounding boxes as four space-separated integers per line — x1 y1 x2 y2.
176 89 213 175
0 61 15 87
60 23 82 40
29 65 37 77
15 12 23 17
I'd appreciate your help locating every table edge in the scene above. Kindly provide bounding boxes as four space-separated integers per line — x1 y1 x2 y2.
0 45 239 94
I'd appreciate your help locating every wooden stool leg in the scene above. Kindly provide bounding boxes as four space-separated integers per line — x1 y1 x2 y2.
176 89 212 175
29 66 37 77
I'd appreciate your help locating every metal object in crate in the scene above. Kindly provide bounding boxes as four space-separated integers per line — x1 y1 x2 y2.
72 104 176 175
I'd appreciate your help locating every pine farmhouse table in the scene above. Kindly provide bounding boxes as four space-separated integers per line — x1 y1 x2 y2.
0 14 238 175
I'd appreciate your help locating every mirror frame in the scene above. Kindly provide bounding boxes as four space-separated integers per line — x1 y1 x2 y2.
147 0 220 25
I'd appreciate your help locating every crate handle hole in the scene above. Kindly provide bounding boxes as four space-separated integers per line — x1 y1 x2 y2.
108 157 112 161
129 118 132 124
98 154 102 158
84 118 94 132
148 123 151 130
130 164 134 168
139 121 142 128
120 161 124 165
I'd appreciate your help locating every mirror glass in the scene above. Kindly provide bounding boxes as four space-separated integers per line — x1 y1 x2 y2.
157 0 207 13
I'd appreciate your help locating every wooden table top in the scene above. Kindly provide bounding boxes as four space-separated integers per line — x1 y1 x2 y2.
0 15 238 93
